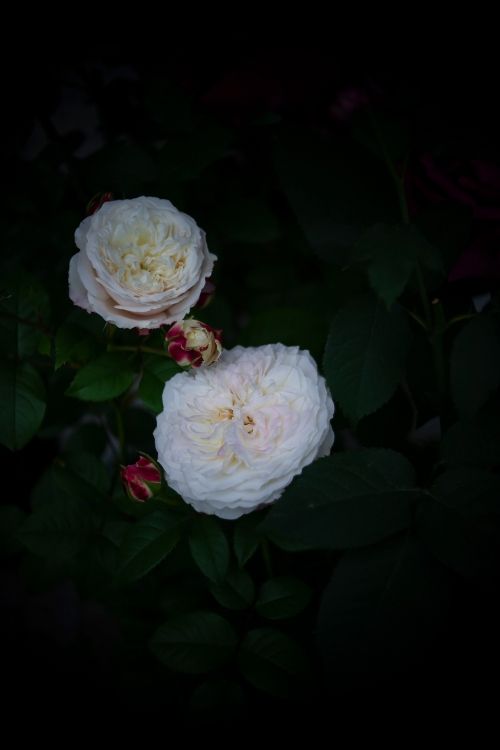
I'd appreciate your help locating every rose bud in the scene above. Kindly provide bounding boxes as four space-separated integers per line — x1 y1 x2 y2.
195 279 216 310
85 191 114 216
121 454 162 502
166 319 222 368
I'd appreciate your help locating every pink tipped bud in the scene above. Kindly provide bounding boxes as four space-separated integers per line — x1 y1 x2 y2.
165 319 222 368
121 453 162 502
136 328 151 337
86 192 114 216
195 279 216 310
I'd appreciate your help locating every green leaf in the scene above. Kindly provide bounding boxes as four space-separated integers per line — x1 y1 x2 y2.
0 361 46 450
274 128 398 264
157 125 232 182
317 535 452 684
55 313 102 369
238 628 309 698
324 295 410 423
118 510 182 583
189 515 230 582
233 513 262 567
17 492 92 561
256 577 312 620
66 353 135 401
0 505 26 555
450 315 500 419
355 223 443 309
416 467 500 585
138 355 181 413
262 449 417 550
65 450 111 494
241 306 328 363
150 611 238 673
0 274 50 358
210 566 255 610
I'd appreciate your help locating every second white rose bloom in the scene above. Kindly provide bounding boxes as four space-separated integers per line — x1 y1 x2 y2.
154 344 334 519
69 196 216 329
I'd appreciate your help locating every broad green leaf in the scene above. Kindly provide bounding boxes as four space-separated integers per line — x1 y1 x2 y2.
189 515 229 582
55 317 101 369
66 353 135 401
17 493 92 561
157 125 232 182
210 566 255 610
274 128 398 264
0 361 46 450
238 628 309 698
241 306 328 363
262 449 417 550
150 611 238 673
138 355 181 413
450 315 500 419
0 274 50 358
118 510 182 583
317 535 452 684
256 577 312 620
416 467 500 584
65 450 111 494
31 463 105 512
233 513 263 567
324 295 410 423
355 223 443 309
353 110 410 167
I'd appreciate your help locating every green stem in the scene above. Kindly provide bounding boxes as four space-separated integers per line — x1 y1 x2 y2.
431 302 447 405
260 539 274 578
107 343 169 357
415 262 433 331
113 402 125 463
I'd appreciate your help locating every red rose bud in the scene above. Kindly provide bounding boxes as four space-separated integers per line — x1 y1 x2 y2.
166 319 222 368
86 192 114 216
195 279 216 310
121 454 162 502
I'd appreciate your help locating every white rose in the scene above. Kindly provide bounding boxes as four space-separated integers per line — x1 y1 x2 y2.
154 344 334 519
68 196 216 329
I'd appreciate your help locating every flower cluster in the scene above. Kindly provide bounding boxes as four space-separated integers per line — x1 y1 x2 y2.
70 196 334 518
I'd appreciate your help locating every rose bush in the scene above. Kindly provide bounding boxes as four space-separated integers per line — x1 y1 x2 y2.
154 344 334 519
69 196 216 328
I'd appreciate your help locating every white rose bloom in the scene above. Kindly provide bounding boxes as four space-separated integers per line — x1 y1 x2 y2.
154 344 334 519
68 196 216 329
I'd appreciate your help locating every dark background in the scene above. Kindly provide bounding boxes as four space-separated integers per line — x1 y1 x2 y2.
2 44 499 727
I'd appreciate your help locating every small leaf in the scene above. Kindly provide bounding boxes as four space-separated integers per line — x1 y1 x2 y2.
0 274 50 358
256 577 312 620
150 611 238 673
138 355 181 413
355 223 443 309
17 493 92 561
233 513 262 567
238 628 309 698
189 515 229 582
0 361 46 450
210 566 255 610
118 510 182 583
66 353 135 401
324 294 410 423
450 315 500 419
262 449 417 550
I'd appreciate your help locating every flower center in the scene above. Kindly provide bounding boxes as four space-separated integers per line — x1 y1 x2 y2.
99 219 192 294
